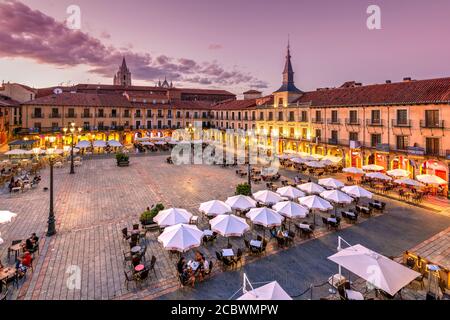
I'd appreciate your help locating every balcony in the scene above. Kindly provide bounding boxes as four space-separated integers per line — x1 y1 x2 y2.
81 113 93 119
157 114 164 118
65 113 77 118
288 117 295 122
96 113 106 118
48 114 62 119
122 113 132 118
299 117 308 123
328 138 339 145
134 113 143 118
420 120 445 129
31 114 44 119
392 119 412 127
327 118 341 125
109 114 119 118
345 118 360 125
311 118 324 124
366 119 384 127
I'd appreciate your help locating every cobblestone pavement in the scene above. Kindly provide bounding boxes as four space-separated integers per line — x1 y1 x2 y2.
1 155 449 300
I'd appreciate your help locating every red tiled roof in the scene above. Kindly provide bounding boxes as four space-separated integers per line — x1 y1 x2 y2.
0 94 20 107
212 99 258 110
25 93 132 107
131 100 213 110
179 88 235 96
295 77 450 107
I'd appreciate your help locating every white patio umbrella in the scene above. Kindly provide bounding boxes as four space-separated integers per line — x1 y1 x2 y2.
278 154 293 160
416 174 447 185
92 140 106 148
225 195 257 211
153 208 193 227
252 190 283 205
0 211 17 224
299 195 333 224
210 214 250 245
297 182 325 195
276 186 305 199
237 281 292 300
157 223 203 252
328 244 421 296
301 155 316 161
0 236 3 245
386 169 410 178
343 167 365 174
75 140 91 148
290 157 307 164
318 178 345 189
5 149 30 155
393 178 424 187
366 172 392 181
273 201 308 222
300 194 330 209
305 161 325 168
199 200 232 217
167 140 179 145
154 141 167 145
341 185 373 199
310 154 324 160
136 137 150 142
246 207 284 228
320 190 353 204
107 140 123 147
319 159 334 166
141 141 155 146
322 155 343 163
362 164 384 171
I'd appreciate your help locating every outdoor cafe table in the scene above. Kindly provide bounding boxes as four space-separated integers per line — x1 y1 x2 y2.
327 217 337 223
131 246 141 254
134 264 144 272
0 267 16 282
203 230 213 236
250 240 262 248
298 223 311 230
187 260 200 271
222 248 235 257
343 211 355 217
8 242 22 260
345 289 364 300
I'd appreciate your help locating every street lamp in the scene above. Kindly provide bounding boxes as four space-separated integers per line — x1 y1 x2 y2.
243 133 252 193
46 137 57 236
64 122 82 174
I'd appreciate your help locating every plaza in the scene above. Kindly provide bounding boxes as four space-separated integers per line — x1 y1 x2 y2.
1 153 449 300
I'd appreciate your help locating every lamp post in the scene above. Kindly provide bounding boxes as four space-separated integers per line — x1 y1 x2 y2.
46 137 57 236
243 133 252 193
63 123 82 174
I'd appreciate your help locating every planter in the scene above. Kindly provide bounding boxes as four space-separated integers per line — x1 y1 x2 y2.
117 160 129 167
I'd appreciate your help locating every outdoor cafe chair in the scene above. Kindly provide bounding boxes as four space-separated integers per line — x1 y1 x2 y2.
123 270 136 290
148 255 157 276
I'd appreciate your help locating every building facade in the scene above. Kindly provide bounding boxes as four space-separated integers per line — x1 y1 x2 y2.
3 53 450 186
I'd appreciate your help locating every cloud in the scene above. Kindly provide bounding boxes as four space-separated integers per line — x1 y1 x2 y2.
100 31 111 39
0 0 268 90
208 43 223 50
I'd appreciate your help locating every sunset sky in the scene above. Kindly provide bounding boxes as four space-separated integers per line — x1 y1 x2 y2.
1 0 450 96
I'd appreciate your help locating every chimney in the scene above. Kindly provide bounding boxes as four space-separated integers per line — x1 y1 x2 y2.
386 80 391 84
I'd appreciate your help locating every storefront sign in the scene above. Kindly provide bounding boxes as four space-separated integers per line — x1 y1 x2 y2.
407 146 425 155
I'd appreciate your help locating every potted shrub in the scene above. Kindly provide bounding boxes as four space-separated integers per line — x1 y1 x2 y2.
116 152 129 167
140 203 164 225
235 183 251 196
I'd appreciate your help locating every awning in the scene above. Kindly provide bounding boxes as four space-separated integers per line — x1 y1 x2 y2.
8 140 38 146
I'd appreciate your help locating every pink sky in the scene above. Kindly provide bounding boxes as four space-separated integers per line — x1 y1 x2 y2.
1 0 450 96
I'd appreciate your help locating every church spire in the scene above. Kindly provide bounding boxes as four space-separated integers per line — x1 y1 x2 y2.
121 56 128 70
274 39 302 93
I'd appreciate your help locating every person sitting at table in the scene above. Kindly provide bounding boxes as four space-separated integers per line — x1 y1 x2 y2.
30 233 39 244
177 257 188 274
8 177 15 192
198 256 210 281
15 251 32 277
22 238 34 252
